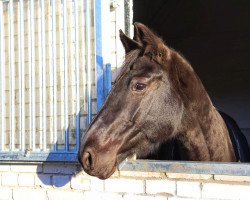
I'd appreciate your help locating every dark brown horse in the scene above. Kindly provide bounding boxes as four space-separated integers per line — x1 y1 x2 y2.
78 22 237 180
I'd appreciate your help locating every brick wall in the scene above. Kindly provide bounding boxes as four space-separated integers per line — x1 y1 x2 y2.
1 162 250 200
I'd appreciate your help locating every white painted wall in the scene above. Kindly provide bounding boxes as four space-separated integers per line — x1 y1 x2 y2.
0 162 250 199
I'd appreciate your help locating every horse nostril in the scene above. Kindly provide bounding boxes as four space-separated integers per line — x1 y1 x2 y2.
82 150 94 171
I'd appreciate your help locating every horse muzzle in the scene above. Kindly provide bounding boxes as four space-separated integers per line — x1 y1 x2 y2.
78 147 118 180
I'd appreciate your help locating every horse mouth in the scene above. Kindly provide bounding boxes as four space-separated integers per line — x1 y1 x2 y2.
99 165 117 180
98 154 136 179
86 163 117 180
79 154 118 180
87 154 136 180
79 144 138 179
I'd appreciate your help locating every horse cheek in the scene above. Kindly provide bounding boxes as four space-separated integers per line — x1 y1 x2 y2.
160 94 183 138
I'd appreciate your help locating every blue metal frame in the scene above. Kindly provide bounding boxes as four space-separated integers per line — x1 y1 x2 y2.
95 0 104 111
95 0 112 111
0 152 77 162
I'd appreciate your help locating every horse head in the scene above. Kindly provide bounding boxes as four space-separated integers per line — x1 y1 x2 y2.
78 23 235 180
78 23 188 179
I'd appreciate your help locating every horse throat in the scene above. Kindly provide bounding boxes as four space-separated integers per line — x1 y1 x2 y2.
177 107 236 162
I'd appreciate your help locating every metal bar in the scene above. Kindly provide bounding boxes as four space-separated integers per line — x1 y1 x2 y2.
8 0 14 151
62 0 68 151
124 0 133 37
85 0 92 125
74 0 80 151
0 1 4 151
38 0 42 149
19 0 25 151
95 0 104 111
63 0 68 152
40 0 46 151
51 0 57 151
29 0 35 150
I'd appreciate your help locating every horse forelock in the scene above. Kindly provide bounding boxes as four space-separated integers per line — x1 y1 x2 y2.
114 49 142 83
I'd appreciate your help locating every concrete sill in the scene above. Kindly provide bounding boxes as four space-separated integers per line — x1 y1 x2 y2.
118 160 250 176
1 152 250 176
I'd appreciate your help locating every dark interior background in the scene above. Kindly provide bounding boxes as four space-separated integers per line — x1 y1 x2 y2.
133 0 250 144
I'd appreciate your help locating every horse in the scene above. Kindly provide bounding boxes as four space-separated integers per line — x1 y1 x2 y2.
78 22 249 180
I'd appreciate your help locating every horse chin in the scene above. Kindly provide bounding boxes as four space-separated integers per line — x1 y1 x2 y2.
96 164 117 180
83 161 117 180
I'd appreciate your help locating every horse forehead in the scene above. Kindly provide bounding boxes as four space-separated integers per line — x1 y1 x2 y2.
132 56 155 70
112 57 151 81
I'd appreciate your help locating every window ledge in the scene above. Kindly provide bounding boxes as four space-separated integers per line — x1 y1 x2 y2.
1 153 250 177
118 160 250 176
0 152 78 162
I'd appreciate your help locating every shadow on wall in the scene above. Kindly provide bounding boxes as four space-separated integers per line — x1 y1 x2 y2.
36 162 83 188
35 52 111 186
36 112 86 187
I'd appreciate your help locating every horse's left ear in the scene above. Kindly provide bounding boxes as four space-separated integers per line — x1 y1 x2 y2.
119 30 141 54
133 22 162 48
133 22 167 63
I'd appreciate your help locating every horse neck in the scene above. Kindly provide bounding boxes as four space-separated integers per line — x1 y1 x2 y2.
177 97 236 162
171 54 236 162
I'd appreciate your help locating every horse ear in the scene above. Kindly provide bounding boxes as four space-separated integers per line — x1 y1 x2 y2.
133 22 161 47
119 30 141 54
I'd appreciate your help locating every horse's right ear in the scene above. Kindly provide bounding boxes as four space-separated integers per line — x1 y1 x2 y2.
119 30 141 54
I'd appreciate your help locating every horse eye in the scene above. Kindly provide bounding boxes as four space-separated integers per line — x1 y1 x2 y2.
134 83 146 91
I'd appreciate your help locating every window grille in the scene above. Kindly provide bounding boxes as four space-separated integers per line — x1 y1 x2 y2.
0 0 96 161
